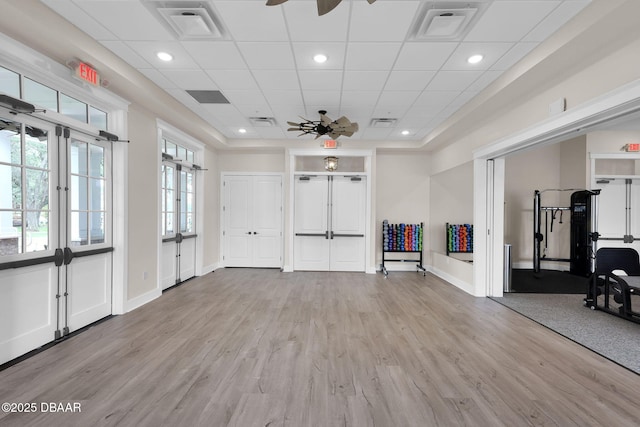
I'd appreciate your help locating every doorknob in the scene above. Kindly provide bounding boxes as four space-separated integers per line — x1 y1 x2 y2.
246 231 252 235
253 232 258 235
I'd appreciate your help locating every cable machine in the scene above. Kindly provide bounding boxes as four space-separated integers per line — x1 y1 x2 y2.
533 189 600 275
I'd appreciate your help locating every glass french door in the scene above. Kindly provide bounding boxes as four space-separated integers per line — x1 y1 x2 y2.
161 160 196 289
0 115 112 365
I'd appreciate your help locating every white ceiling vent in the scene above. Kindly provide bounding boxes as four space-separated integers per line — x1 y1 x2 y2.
410 2 486 41
155 3 226 40
370 118 397 128
250 117 277 127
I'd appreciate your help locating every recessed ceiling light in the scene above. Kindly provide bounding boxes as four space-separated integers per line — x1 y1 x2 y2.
238 128 247 134
467 54 483 64
157 51 173 62
401 130 410 136
313 54 328 64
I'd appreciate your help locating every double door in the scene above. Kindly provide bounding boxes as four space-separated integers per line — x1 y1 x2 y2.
223 174 282 268
0 116 112 365
294 175 366 271
161 161 197 289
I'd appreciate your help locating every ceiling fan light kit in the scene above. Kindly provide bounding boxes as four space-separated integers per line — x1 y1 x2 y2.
266 0 377 16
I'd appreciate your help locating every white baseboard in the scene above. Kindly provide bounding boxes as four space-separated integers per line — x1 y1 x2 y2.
125 288 161 312
428 265 476 296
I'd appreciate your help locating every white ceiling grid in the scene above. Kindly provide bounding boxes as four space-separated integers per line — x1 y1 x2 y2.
40 0 592 143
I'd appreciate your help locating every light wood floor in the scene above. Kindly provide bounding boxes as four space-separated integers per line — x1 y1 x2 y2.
1 269 639 426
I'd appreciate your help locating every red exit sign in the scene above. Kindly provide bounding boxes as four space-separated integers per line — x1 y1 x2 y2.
626 143 640 152
76 62 100 86
323 139 337 149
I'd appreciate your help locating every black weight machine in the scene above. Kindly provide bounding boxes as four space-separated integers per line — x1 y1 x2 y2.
533 189 601 276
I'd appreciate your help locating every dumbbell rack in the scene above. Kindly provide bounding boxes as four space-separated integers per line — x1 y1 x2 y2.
381 221 426 277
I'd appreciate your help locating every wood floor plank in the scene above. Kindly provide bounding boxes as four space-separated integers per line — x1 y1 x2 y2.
0 268 639 426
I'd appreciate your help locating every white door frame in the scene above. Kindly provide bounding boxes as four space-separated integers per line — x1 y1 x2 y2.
473 79 640 297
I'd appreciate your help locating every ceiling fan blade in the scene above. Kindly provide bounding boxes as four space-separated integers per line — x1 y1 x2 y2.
287 127 300 132
334 116 351 127
342 123 359 133
287 121 301 127
328 131 341 139
319 113 332 126
266 0 288 6
317 0 342 16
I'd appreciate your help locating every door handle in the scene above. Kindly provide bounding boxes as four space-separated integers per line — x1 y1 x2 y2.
246 231 252 235
253 231 258 235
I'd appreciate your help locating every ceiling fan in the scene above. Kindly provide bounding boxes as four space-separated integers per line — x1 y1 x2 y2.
287 110 359 139
266 0 377 16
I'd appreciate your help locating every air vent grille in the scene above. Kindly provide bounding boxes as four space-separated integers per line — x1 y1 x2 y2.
155 3 225 40
250 117 277 127
370 118 397 128
410 2 486 41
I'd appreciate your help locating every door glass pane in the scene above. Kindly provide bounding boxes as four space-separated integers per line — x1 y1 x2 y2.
89 144 104 177
186 150 194 163
177 146 187 161
0 66 20 98
186 213 193 233
24 127 48 168
71 211 88 246
60 94 88 123
90 178 104 210
23 78 58 111
71 176 88 211
25 210 48 252
166 166 174 189
89 106 107 130
0 211 20 254
180 211 186 233
25 168 48 211
166 142 176 158
90 211 104 244
166 189 174 211
0 118 21 164
70 141 88 175
166 212 174 234
0 165 20 209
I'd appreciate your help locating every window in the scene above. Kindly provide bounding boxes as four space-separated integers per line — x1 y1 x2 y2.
0 66 20 98
161 164 175 236
180 169 194 233
23 78 58 112
60 94 88 123
161 138 194 164
0 116 50 255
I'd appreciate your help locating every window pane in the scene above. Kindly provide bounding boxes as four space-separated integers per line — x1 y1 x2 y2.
166 189 174 211
23 78 58 112
71 175 88 211
162 212 166 235
166 212 174 234
180 211 186 232
70 141 88 175
165 141 176 158
166 166 174 189
90 178 104 210
60 94 87 123
0 165 20 209
186 193 193 213
0 66 20 98
24 127 48 169
0 211 20 254
0 117 21 164
186 213 193 233
89 144 104 177
90 211 104 244
70 211 88 246
177 146 187 161
89 106 107 130
187 150 194 163
25 168 48 211
25 210 48 252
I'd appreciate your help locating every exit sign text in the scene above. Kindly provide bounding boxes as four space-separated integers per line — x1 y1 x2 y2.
76 62 100 86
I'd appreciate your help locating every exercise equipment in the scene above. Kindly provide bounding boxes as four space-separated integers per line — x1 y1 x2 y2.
533 189 600 275
446 223 473 254
584 247 640 324
381 220 425 277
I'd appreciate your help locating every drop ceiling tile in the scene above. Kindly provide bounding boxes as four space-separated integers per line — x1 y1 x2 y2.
138 69 177 89
394 42 458 70
360 127 393 139
284 2 349 42
342 71 388 91
100 41 152 69
449 91 480 109
256 127 287 139
465 1 560 42
467 70 502 92
292 43 346 70
223 90 268 106
349 1 420 42
42 0 116 41
414 91 461 108
263 91 304 106
345 43 402 71
340 91 381 108
205 69 258 90
491 42 538 70
74 1 173 41
212 1 288 41
425 71 484 91
442 42 514 71
234 103 273 117
371 104 411 118
181 41 247 69
237 42 295 69
252 70 300 91
384 71 436 91
299 70 343 91
523 1 591 42
125 41 200 69
303 91 342 107
160 70 218 90
376 91 421 106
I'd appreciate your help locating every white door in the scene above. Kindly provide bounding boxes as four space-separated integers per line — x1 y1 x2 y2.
0 116 113 365
330 176 366 271
223 174 282 268
294 176 330 270
595 178 640 252
293 175 366 271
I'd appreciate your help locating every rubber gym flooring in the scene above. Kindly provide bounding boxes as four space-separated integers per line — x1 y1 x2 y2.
510 269 590 294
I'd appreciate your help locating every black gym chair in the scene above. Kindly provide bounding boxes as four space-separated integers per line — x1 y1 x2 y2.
585 247 640 324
